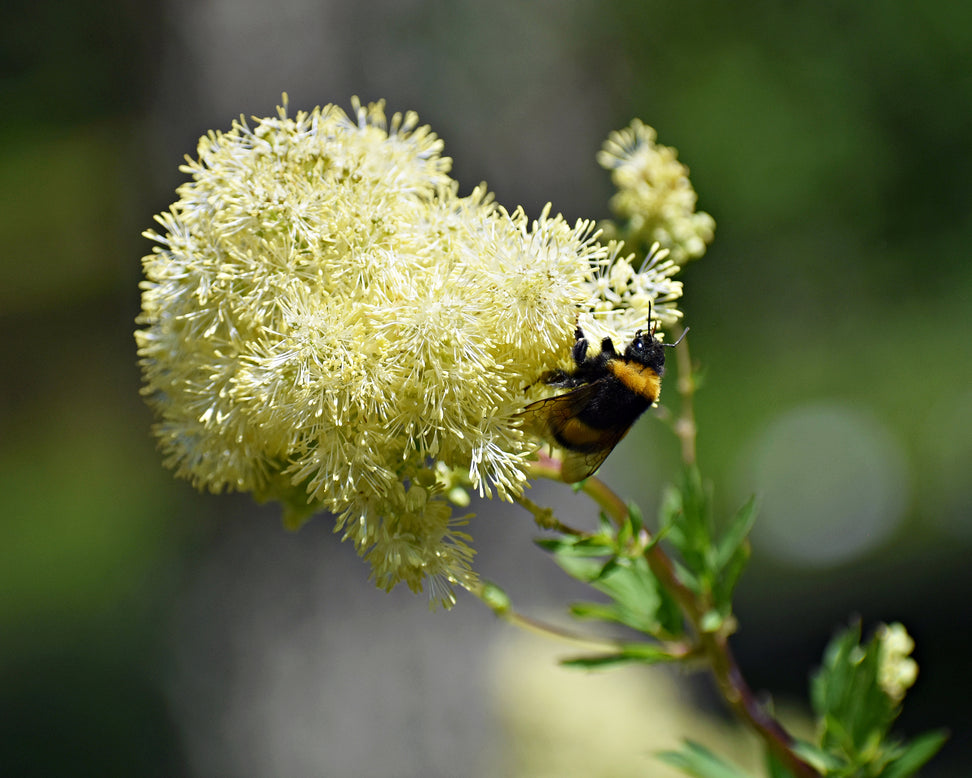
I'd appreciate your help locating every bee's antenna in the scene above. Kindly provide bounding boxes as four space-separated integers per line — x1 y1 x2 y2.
663 327 690 348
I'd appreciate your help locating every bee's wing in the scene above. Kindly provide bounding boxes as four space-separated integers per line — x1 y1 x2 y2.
557 434 627 483
520 383 634 483
519 382 600 441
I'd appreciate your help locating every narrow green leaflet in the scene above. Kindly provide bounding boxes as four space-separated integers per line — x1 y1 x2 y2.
558 553 682 636
881 730 949 778
712 495 757 574
657 467 756 613
712 496 756 615
713 534 751 613
789 740 842 775
560 641 681 669
658 740 754 778
627 500 645 534
539 526 683 637
535 533 615 558
659 467 714 577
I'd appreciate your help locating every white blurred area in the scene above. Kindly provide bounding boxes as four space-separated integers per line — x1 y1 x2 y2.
489 634 770 778
168 497 780 777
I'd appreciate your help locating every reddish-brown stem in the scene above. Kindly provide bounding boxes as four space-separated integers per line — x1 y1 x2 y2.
580 475 818 777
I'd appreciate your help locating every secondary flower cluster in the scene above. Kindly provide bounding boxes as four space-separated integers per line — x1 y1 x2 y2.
598 119 715 265
136 98 700 603
876 622 919 702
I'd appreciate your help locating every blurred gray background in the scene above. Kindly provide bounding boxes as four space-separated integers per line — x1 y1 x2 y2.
2 0 970 775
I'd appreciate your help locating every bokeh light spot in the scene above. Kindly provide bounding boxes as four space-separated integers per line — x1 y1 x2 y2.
737 403 909 567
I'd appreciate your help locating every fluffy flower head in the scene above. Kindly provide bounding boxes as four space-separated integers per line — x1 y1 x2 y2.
136 98 691 603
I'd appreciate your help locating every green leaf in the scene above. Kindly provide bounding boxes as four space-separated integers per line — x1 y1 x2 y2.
535 534 613 557
560 641 681 669
547 536 684 635
657 466 718 593
679 466 714 550
660 470 757 614
550 552 607 583
715 534 751 608
569 600 627 623
627 500 645 533
657 740 754 778
671 556 702 595
713 495 757 573
763 748 797 778
811 621 861 718
558 554 682 636
658 482 684 536
790 740 843 774
585 557 669 633
593 555 624 583
881 730 949 778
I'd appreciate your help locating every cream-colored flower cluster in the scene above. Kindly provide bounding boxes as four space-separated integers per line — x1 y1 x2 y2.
136 98 690 604
876 622 918 702
598 119 715 264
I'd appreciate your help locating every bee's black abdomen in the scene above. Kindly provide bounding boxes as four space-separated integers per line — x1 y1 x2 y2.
576 377 651 430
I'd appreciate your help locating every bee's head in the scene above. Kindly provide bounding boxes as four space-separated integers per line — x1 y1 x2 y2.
624 325 688 374
624 329 667 374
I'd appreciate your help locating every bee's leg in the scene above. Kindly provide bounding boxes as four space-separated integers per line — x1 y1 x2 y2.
524 329 590 391
599 336 618 357
571 331 590 366
524 368 571 391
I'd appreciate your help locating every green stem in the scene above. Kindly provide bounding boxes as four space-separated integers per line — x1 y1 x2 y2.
469 581 635 651
672 325 697 466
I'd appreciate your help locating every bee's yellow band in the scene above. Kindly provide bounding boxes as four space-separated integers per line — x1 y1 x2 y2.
607 360 661 403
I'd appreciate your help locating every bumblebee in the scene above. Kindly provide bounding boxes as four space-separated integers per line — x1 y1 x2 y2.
520 324 685 482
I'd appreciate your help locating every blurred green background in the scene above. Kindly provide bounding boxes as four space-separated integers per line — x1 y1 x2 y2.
2 1 969 775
